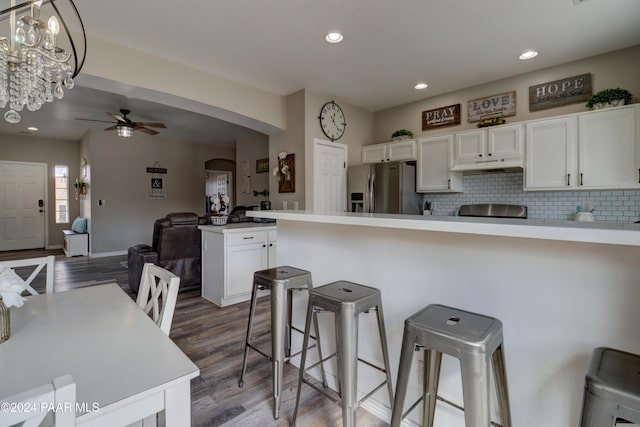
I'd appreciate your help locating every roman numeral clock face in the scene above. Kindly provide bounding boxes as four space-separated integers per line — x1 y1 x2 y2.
319 101 346 141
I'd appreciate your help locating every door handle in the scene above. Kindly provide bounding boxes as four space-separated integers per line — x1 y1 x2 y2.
567 173 570 186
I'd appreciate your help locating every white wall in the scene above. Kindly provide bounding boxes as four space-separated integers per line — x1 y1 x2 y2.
278 219 640 427
83 130 234 255
235 131 269 207
374 45 640 143
1 134 80 247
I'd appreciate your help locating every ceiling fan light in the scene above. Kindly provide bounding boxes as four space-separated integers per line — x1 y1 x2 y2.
117 125 133 138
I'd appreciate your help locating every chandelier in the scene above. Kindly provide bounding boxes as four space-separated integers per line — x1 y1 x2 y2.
0 0 86 123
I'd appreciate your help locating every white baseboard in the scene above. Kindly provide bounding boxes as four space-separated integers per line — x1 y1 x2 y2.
89 250 127 258
47 244 63 250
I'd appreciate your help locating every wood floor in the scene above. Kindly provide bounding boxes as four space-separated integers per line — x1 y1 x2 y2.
0 249 388 427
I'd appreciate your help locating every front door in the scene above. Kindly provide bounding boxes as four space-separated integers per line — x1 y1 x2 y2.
0 161 46 250
313 139 347 213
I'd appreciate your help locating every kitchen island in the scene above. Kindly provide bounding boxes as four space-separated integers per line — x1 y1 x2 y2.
199 223 276 307
247 210 640 426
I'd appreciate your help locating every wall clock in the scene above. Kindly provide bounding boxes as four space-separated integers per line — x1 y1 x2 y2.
319 100 346 141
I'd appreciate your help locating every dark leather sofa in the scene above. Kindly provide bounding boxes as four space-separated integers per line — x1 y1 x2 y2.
127 212 209 294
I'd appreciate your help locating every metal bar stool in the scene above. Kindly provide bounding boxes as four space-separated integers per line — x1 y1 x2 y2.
390 304 511 427
579 347 640 426
292 280 394 427
238 266 326 419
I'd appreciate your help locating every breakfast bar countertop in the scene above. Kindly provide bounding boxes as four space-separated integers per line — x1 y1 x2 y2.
247 210 640 246
198 222 276 234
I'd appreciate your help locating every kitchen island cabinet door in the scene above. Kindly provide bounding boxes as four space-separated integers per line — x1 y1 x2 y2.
225 242 268 300
201 228 275 307
525 116 578 190
578 105 639 189
417 135 462 192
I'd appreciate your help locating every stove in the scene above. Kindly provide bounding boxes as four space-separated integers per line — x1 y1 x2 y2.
458 204 527 219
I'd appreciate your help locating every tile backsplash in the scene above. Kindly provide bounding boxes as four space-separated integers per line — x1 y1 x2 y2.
421 171 640 223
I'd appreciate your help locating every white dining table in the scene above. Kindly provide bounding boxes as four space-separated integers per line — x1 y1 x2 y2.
0 283 199 426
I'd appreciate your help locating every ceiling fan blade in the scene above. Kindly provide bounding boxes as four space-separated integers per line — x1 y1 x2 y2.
135 126 159 135
107 112 127 123
136 122 167 128
75 118 116 124
104 125 118 131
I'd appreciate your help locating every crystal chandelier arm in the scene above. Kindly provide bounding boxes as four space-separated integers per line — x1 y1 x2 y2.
34 46 71 63
49 0 86 77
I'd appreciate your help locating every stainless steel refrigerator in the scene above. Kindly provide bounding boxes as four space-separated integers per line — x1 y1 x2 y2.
347 162 422 214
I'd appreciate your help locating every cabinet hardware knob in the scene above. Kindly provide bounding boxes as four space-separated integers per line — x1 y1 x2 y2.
488 153 492 156
447 179 451 189
243 236 254 240
580 173 584 186
262 244 266 248
567 173 570 186
479 154 483 158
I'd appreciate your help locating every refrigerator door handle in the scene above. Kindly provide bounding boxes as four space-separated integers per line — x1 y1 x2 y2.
365 173 371 213
370 173 375 213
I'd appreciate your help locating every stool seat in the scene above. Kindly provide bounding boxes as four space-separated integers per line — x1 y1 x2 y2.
239 266 325 420
580 347 640 426
390 304 511 427
292 281 394 427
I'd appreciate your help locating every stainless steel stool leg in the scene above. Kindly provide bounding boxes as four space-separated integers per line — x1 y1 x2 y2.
291 294 315 427
375 303 395 407
336 307 358 427
460 353 492 427
492 345 512 427
271 282 286 419
390 326 417 427
238 281 260 387
580 389 617 427
312 308 328 387
424 349 442 427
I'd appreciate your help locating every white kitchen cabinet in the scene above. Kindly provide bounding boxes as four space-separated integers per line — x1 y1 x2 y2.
578 105 639 189
525 105 640 190
416 135 462 192
452 124 524 171
200 225 277 307
525 116 578 189
362 139 416 163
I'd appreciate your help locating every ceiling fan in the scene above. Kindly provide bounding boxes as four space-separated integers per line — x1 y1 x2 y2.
76 109 167 138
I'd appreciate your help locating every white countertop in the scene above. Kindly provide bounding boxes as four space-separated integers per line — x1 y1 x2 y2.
199 222 276 234
247 210 640 246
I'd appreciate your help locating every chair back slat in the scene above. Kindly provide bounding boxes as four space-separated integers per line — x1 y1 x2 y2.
0 374 75 427
136 263 180 335
0 255 55 294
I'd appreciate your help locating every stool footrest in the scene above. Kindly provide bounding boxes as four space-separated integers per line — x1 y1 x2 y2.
402 394 503 427
301 377 338 404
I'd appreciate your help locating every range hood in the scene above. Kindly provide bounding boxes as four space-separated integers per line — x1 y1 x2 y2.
450 158 524 173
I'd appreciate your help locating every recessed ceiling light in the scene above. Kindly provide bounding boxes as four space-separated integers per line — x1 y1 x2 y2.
325 32 344 44
519 50 539 60
414 83 428 90
27 126 38 131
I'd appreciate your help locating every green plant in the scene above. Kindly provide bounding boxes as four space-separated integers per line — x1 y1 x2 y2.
585 88 633 109
391 129 413 138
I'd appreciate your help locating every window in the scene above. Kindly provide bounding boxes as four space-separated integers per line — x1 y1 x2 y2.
54 165 69 224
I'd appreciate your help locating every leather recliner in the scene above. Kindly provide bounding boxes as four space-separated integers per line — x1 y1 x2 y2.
127 212 209 294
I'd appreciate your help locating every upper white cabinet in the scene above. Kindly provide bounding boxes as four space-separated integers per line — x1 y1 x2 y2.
452 124 524 171
525 116 577 189
578 106 639 189
416 135 462 193
525 104 640 191
362 139 416 163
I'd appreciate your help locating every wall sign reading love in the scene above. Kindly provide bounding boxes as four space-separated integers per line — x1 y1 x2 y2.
467 91 516 122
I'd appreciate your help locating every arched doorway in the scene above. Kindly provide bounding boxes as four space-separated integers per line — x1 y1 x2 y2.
205 159 235 214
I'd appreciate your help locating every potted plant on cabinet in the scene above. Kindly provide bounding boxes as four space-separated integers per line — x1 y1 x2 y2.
391 129 414 141
585 88 633 109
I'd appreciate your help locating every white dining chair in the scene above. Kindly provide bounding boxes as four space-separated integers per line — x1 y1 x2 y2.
136 263 180 336
0 255 55 294
0 374 75 427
